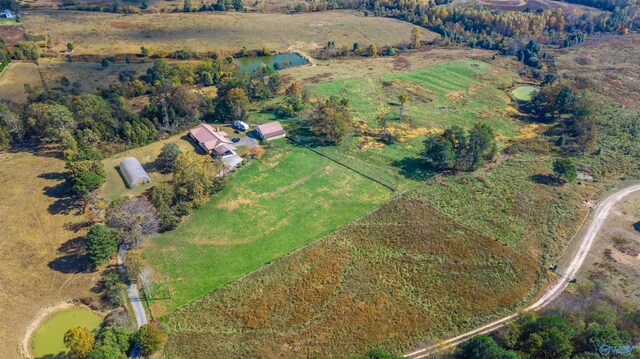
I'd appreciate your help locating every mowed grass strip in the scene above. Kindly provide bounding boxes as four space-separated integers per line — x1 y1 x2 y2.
303 60 519 190
144 141 392 312
161 197 539 358
313 60 519 136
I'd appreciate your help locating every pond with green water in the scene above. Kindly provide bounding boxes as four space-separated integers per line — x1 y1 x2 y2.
512 86 538 101
236 53 308 74
31 306 103 358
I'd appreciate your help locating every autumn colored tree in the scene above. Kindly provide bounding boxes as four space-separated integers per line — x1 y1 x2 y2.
398 93 409 121
124 250 145 280
173 152 224 206
137 322 167 355
64 327 95 358
310 96 352 145
410 26 421 49
217 87 249 123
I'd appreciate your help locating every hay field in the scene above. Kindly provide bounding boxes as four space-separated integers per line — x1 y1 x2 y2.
144 140 392 313
21 10 438 55
0 62 43 103
161 197 539 357
553 34 640 110
0 150 101 358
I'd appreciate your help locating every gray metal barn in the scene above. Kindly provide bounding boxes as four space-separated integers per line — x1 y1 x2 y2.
119 157 151 188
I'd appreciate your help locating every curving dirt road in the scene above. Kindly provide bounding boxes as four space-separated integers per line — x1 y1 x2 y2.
405 184 640 358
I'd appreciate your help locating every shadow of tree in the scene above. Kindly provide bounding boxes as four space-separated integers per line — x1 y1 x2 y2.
48 236 95 274
40 172 79 215
391 157 434 181
634 221 640 233
36 352 67 359
530 174 562 186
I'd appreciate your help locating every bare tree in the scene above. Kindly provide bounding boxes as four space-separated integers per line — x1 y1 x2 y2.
106 197 159 248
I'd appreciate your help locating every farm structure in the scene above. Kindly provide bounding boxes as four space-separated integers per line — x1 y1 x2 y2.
189 124 237 158
255 122 286 141
119 157 151 188
1 10 15 18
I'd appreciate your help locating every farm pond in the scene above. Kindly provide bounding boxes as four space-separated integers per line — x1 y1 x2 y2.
236 52 308 74
31 306 103 357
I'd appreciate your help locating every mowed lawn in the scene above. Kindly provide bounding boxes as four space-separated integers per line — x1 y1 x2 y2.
144 140 392 312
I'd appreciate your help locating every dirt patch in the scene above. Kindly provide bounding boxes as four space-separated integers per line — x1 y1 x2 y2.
0 24 26 45
392 55 411 71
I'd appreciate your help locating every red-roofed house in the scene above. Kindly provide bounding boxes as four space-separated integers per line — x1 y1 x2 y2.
254 121 286 141
189 124 236 157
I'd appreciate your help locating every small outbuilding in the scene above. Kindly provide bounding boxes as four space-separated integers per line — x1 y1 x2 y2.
119 157 151 188
1 10 15 19
254 121 286 141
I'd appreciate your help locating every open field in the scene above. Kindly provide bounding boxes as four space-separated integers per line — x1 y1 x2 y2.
288 59 521 190
99 131 194 200
21 10 438 55
161 197 539 358
0 62 43 103
39 58 153 95
578 189 640 305
143 140 392 313
0 22 25 45
0 150 101 358
553 34 640 110
416 157 596 262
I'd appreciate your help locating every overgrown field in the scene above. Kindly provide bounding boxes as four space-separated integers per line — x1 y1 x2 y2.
553 34 640 110
295 60 521 190
161 197 539 358
0 150 100 358
144 140 392 313
39 58 153 96
0 62 43 103
21 10 437 55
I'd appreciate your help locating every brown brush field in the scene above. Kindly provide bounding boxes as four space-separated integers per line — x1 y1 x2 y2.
20 10 438 55
553 34 640 110
0 150 101 358
0 62 43 103
161 197 540 358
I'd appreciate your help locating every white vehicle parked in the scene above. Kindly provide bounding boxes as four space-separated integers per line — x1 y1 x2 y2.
233 120 250 131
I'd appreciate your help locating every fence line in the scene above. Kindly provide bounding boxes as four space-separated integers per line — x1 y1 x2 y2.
286 136 397 192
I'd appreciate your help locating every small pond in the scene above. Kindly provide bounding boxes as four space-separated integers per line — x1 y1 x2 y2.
236 53 308 74
512 86 538 101
31 306 103 357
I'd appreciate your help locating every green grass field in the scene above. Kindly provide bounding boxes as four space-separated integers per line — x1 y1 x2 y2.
144 140 392 313
300 60 520 191
313 60 518 135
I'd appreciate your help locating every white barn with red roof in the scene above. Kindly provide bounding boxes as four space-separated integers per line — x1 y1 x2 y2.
254 121 286 141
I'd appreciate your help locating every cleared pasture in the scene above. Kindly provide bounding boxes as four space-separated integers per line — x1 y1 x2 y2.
0 62 43 103
21 10 438 55
0 150 101 359
143 140 392 313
